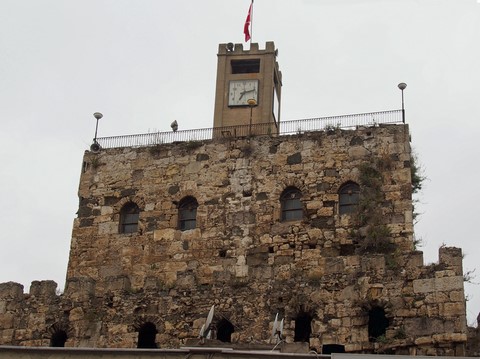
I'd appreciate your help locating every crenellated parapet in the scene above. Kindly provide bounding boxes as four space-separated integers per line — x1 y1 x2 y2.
217 41 276 55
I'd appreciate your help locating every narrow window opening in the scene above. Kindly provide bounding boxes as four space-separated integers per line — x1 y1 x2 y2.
178 196 198 231
322 344 345 354
294 312 312 342
50 329 67 347
137 322 157 348
216 318 235 343
339 182 360 215
281 187 303 221
368 306 389 342
119 202 140 234
231 59 260 74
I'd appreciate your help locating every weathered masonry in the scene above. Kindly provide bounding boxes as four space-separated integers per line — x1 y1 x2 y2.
0 124 469 354
0 42 474 356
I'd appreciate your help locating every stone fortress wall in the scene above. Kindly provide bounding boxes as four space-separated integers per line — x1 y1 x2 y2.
0 124 473 355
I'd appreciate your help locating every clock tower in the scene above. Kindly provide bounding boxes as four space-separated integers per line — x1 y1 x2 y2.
213 42 282 135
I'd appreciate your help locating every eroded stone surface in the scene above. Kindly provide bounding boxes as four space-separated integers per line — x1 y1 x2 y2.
0 125 472 355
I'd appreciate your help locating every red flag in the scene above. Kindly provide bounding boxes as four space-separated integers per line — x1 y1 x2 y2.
244 2 252 42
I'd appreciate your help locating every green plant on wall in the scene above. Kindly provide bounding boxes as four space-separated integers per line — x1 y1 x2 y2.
148 143 164 156
91 157 101 169
185 140 203 150
410 151 425 223
352 160 395 255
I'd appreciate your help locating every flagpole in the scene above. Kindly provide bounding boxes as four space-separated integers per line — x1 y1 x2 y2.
250 0 254 45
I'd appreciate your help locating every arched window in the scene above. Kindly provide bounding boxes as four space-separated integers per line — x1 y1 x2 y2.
368 306 389 342
119 202 140 234
178 196 198 231
338 182 360 215
216 318 235 343
294 312 312 342
50 329 67 347
280 187 303 221
137 322 157 348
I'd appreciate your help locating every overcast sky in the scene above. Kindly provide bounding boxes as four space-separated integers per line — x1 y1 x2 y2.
0 0 479 326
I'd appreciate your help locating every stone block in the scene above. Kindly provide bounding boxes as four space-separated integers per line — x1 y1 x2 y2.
105 275 131 292
432 332 467 343
407 251 424 267
154 228 176 241
97 222 118 235
0 282 24 300
413 276 463 293
348 146 369 159
440 302 466 317
414 336 433 345
0 313 14 329
439 246 463 267
64 277 95 299
325 257 344 274
29 280 57 297
69 307 84 322
367 284 384 300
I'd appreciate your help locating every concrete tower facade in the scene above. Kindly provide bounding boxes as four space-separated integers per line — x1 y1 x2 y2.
213 42 281 134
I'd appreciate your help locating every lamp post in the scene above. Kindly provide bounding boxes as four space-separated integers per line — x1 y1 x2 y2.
90 112 103 152
93 112 103 143
398 83 407 123
247 98 257 136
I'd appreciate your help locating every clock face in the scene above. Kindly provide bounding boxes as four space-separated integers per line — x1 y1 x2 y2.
228 80 259 106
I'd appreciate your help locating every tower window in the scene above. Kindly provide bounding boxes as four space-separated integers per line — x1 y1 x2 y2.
178 196 198 231
216 318 235 343
119 202 140 234
281 187 303 221
231 59 260 74
294 312 312 342
368 306 389 342
137 322 157 348
339 182 360 215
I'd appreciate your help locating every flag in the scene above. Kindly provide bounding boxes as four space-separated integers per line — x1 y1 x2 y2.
244 2 252 42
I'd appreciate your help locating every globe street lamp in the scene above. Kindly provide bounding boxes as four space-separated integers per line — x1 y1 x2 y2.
90 112 103 152
247 98 257 137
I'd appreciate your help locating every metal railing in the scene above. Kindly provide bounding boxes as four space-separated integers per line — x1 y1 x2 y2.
95 109 403 149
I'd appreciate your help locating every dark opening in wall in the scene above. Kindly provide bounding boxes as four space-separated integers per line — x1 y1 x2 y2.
137 322 157 348
294 312 312 342
338 181 360 215
119 202 140 234
368 306 389 342
322 344 345 354
231 59 260 73
216 318 235 342
178 196 198 231
50 330 67 347
280 187 303 222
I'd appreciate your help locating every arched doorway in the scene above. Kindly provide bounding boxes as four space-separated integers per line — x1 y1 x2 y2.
50 329 67 347
216 318 234 343
294 312 312 342
137 322 158 348
368 306 389 342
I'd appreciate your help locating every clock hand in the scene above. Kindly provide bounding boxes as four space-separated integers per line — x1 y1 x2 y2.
239 89 255 101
